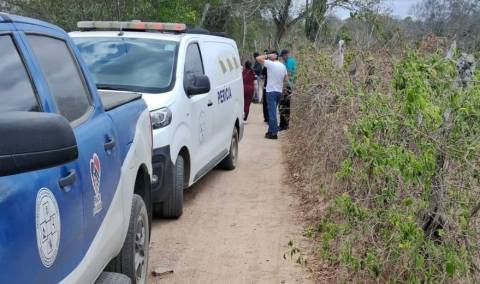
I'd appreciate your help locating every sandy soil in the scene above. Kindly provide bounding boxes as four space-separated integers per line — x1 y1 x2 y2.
148 104 311 284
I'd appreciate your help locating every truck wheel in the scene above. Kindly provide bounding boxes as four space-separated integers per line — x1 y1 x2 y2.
161 155 184 218
219 128 239 170
107 194 149 284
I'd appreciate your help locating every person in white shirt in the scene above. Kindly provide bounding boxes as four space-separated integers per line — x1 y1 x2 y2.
256 51 288 139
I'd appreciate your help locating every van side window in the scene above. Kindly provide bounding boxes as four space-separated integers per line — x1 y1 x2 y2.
27 35 91 123
184 43 204 76
0 35 39 112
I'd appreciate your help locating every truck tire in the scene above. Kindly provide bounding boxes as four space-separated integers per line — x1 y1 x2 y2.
161 155 184 218
107 194 149 284
219 128 239 170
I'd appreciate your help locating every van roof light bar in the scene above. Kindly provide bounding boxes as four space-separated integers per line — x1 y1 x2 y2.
77 21 187 33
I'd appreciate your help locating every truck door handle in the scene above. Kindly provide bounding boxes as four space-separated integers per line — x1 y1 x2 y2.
59 170 76 190
207 101 213 107
104 137 116 151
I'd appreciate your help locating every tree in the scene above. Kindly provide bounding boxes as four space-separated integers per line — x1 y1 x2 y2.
3 0 211 31
268 0 306 47
305 0 327 42
304 0 383 43
413 0 480 51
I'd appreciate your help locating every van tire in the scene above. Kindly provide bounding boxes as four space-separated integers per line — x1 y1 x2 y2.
107 194 149 284
219 128 239 170
161 155 184 218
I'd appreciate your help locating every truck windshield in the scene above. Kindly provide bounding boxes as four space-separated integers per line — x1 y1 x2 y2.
74 37 178 93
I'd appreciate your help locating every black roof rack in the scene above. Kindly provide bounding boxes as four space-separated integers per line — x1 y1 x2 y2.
186 28 231 39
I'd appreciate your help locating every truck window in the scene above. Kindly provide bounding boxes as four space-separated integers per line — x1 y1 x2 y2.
0 35 39 112
27 35 91 122
184 43 204 76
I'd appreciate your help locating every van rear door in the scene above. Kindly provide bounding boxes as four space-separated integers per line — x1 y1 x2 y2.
202 40 243 156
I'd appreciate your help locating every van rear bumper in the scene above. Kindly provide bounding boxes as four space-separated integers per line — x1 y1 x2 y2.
151 145 174 203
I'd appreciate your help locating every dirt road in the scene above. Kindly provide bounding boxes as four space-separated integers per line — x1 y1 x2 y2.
148 104 311 284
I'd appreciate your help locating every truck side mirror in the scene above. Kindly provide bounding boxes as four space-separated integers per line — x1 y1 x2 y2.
0 111 78 176
184 73 211 96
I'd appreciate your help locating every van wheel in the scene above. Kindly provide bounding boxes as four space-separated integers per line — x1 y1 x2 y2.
219 128 239 170
161 155 184 218
107 194 149 284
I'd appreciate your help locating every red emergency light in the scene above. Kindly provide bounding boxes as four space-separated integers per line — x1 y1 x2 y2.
77 21 187 33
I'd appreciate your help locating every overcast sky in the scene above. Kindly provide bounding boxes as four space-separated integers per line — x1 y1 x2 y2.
335 0 422 19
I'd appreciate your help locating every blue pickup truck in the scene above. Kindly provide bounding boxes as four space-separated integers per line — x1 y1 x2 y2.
0 13 153 283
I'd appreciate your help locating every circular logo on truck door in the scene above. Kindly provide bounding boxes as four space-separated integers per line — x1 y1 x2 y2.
35 188 61 268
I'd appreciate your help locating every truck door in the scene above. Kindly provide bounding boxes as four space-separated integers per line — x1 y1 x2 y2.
22 31 121 265
0 30 87 282
183 42 215 174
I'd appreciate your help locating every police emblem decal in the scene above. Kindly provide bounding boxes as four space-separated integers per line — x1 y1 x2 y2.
35 188 61 268
90 153 103 215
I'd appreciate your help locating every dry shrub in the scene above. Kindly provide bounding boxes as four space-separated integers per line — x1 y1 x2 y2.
418 33 450 55
286 47 396 281
287 46 396 216
286 44 480 283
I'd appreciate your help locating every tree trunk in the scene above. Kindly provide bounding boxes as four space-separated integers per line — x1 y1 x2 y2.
422 154 447 241
275 26 286 48
268 33 273 50
306 0 327 42
242 11 247 50
198 3 210 28
116 0 121 20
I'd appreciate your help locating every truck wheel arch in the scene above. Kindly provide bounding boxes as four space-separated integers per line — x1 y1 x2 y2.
134 164 152 228
171 122 192 186
178 146 191 187
235 119 240 137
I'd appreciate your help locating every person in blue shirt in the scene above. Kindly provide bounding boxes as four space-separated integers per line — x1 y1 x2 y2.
279 49 296 131
281 49 297 87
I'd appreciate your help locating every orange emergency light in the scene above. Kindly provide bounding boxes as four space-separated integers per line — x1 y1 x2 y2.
77 21 187 33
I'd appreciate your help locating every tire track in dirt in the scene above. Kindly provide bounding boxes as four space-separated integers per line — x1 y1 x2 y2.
148 104 311 284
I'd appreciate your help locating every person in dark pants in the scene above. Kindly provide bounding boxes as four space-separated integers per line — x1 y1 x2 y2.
242 61 256 122
279 49 297 131
252 52 263 103
256 51 288 139
261 66 268 122
279 85 292 130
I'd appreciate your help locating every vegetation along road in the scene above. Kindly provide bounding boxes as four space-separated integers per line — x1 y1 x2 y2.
148 104 311 283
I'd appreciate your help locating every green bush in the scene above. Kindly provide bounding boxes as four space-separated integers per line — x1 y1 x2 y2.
290 48 480 282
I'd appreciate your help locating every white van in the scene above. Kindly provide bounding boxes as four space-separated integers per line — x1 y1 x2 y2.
71 22 244 217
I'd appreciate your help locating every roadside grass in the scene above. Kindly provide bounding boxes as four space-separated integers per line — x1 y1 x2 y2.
286 44 480 283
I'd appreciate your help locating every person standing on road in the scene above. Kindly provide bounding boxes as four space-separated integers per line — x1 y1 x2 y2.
281 49 297 84
256 51 288 140
242 61 256 122
253 52 263 103
279 49 297 131
261 65 269 123
261 49 270 123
